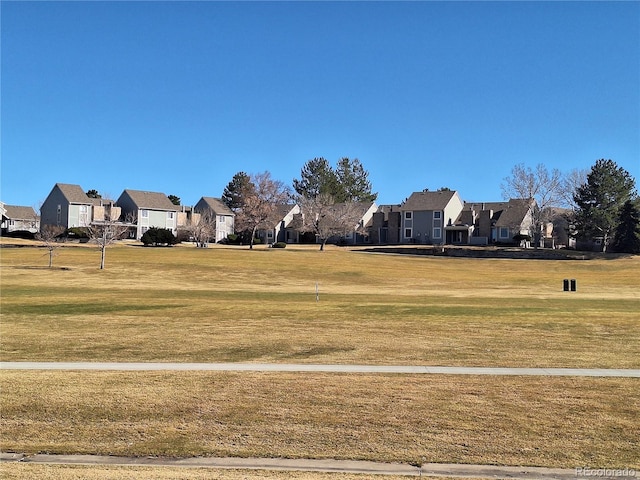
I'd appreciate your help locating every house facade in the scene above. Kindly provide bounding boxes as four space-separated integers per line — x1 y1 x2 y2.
400 191 464 244
256 204 301 245
369 205 402 244
342 201 378 244
117 189 181 240
1 203 39 234
40 183 121 232
444 199 537 246
193 197 235 243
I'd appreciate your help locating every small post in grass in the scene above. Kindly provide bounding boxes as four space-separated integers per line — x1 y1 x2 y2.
315 282 319 302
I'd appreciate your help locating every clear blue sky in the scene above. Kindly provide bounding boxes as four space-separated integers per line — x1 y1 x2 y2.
2 1 638 208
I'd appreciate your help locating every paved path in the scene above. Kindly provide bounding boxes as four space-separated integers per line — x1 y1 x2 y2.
2 362 639 377
1 453 603 479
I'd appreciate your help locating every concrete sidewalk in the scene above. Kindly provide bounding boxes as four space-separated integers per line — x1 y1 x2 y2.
2 362 639 377
1 453 596 479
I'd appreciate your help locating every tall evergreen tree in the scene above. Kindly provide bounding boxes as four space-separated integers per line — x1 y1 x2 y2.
293 157 376 202
334 157 377 203
222 171 253 212
611 200 640 254
573 159 637 252
292 158 338 199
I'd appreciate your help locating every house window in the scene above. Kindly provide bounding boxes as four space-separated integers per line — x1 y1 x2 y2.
219 216 225 223
433 211 441 219
499 227 510 239
79 205 89 226
56 205 61 224
433 227 442 239
405 211 412 220
404 228 412 239
141 226 148 234
141 210 149 218
167 212 174 219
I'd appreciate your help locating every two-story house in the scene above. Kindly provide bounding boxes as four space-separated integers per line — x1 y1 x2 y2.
400 191 464 244
39 183 120 232
256 204 301 245
117 189 181 240
193 197 235 243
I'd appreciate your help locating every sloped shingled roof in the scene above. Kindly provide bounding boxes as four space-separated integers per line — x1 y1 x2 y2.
197 197 234 216
494 198 534 227
3 205 37 220
401 191 457 211
55 183 92 204
122 189 180 211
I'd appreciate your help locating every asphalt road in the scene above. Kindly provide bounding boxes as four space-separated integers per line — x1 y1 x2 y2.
2 362 639 377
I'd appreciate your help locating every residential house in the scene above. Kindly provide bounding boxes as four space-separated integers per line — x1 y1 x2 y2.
1 203 39 234
342 201 378 244
400 191 464 244
448 199 536 245
545 207 574 249
117 189 181 240
40 183 121 232
256 204 301 245
492 198 536 245
369 205 402 244
193 197 235 243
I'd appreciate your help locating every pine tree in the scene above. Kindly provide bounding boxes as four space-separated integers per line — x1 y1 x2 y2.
222 171 253 212
573 159 637 252
611 200 640 254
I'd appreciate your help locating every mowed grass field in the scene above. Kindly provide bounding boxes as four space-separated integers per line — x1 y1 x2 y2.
1 241 639 471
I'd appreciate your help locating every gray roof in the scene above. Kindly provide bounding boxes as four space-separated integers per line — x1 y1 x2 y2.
494 199 535 227
463 201 508 212
2 205 37 220
196 197 234 216
402 191 458 211
121 189 179 211
56 183 93 204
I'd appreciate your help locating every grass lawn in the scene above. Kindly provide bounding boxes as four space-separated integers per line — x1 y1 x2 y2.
0 464 453 480
1 372 638 469
1 241 638 471
1 242 639 367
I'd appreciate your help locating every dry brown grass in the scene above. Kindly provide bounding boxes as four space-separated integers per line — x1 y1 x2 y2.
1 242 638 471
0 463 428 480
1 243 639 368
1 371 638 469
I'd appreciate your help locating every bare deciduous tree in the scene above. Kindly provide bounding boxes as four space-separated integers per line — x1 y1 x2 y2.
234 172 292 249
299 194 365 251
86 211 132 269
36 225 64 267
561 168 589 211
501 163 564 246
188 209 216 248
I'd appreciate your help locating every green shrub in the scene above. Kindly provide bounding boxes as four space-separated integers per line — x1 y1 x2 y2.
513 234 532 242
141 227 177 246
66 227 89 239
272 242 287 248
225 234 240 245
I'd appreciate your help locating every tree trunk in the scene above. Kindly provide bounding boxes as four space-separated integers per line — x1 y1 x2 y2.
48 249 53 268
249 226 257 250
100 245 106 269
